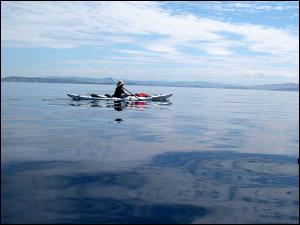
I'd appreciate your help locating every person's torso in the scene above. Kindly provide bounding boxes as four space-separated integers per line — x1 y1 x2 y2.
113 86 126 98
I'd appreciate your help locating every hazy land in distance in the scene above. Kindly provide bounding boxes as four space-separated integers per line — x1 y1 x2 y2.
1 76 299 91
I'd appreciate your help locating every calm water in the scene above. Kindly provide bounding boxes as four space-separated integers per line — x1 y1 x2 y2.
1 82 299 224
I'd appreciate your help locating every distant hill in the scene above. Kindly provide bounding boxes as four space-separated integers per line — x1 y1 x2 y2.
1 76 114 84
1 76 299 91
46 76 115 84
249 83 299 91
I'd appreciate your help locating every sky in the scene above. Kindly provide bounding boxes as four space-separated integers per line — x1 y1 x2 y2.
1 1 299 85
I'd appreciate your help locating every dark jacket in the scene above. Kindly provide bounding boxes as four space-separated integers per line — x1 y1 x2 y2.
113 86 127 98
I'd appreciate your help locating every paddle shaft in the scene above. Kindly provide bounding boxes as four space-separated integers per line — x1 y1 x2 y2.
122 87 143 100
122 87 134 95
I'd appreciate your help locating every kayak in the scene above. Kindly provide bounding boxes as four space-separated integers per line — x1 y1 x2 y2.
67 93 173 102
67 93 172 101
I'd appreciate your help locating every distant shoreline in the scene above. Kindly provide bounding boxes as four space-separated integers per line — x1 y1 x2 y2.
1 76 299 92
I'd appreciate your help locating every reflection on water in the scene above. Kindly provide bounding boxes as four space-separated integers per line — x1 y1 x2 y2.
68 99 172 111
68 99 172 124
115 118 123 123
2 151 298 224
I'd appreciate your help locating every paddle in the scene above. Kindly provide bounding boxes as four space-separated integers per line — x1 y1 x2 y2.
109 77 143 101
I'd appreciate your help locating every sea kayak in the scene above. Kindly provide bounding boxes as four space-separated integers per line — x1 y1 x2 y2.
67 93 172 102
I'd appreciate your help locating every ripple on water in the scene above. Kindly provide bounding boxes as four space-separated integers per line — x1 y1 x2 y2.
152 151 298 188
58 198 209 224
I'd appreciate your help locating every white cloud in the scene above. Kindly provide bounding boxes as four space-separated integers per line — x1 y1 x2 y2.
0 2 294 48
210 1 298 12
1 1 299 83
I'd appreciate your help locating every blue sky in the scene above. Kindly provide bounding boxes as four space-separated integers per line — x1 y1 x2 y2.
1 1 299 85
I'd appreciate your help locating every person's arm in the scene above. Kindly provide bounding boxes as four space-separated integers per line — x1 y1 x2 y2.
122 87 132 96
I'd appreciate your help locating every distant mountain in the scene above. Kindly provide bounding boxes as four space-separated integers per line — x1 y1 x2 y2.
250 83 299 91
46 76 115 84
1 76 114 84
1 76 299 91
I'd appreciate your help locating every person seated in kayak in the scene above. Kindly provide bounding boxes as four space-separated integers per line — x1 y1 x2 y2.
112 80 130 98
91 80 129 98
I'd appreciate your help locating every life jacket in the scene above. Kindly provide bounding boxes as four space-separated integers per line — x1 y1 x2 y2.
113 86 126 98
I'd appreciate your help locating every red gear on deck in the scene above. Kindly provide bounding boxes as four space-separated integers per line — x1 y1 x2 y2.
135 92 150 97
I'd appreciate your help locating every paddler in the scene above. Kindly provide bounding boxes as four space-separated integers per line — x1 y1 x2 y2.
112 80 129 98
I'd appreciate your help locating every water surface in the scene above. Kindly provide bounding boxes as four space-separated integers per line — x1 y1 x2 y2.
1 82 299 223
